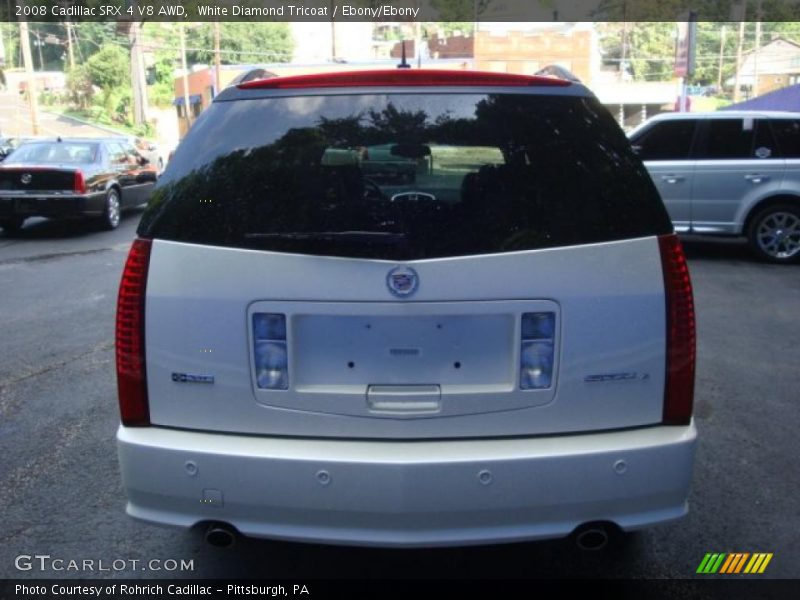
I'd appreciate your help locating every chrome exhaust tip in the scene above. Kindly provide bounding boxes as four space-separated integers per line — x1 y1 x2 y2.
573 523 611 552
204 523 237 548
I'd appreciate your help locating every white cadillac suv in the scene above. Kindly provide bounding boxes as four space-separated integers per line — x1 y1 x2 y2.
115 69 697 549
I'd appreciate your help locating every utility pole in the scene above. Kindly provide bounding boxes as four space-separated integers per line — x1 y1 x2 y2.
72 22 84 63
733 20 746 103
472 0 478 41
753 0 763 98
179 23 192 129
415 21 422 67
19 21 40 135
0 23 5 71
414 0 422 67
753 22 762 98
34 28 43 70
65 21 75 71
330 0 336 61
213 21 221 96
716 25 726 90
675 13 697 113
620 22 629 81
129 20 148 126
620 0 629 81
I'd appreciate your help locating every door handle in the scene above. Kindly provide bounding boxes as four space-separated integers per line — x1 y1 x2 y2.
745 174 767 184
660 175 685 184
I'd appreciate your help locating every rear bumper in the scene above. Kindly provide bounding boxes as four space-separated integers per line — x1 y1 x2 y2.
0 193 105 219
117 422 697 547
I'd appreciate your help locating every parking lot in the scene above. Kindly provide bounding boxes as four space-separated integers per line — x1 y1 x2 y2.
0 214 798 579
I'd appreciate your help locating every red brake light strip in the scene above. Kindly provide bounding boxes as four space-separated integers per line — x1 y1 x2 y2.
116 238 152 426
658 234 696 425
239 69 572 90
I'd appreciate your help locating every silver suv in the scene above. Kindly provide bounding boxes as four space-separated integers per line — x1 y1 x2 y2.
629 111 800 263
115 69 697 549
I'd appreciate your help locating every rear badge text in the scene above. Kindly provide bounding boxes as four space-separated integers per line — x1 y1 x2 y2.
584 372 650 383
171 372 215 384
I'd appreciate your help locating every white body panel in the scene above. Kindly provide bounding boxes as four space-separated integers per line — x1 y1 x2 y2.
143 236 667 439
116 81 697 546
118 421 697 547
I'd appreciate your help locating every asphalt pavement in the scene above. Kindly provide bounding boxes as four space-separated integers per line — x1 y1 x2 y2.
0 206 798 581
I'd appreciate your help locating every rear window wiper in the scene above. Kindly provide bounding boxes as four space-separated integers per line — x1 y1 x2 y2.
244 231 407 244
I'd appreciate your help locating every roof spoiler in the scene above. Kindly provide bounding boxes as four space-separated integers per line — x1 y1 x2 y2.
237 70 572 90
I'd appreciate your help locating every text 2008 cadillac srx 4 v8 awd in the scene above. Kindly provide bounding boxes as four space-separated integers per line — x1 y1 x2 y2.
114 70 696 548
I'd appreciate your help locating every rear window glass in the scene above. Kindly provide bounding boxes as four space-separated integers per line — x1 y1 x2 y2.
694 119 760 160
630 120 696 161
8 142 98 164
771 119 800 158
140 93 670 260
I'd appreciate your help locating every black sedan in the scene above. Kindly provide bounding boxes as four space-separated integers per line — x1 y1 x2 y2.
0 137 158 232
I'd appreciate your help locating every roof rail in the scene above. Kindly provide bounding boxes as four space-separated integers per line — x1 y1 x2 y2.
534 65 582 84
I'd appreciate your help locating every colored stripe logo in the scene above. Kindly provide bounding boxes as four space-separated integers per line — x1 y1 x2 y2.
696 553 773 574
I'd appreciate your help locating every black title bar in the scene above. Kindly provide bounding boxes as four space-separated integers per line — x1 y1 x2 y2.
3 579 800 600
3 0 800 22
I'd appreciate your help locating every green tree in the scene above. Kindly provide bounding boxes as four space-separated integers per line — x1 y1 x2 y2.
147 54 179 107
693 22 736 87
71 23 122 67
12 22 124 72
85 44 130 117
2 23 20 69
603 22 676 82
601 21 800 90
187 23 293 65
65 65 93 110
430 0 494 20
422 22 473 38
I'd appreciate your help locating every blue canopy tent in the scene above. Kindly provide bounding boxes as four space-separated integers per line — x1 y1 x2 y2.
721 84 800 112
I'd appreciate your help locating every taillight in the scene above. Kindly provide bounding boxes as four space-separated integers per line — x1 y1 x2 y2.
116 238 152 426
253 313 288 390
520 312 556 390
658 234 696 425
73 170 86 194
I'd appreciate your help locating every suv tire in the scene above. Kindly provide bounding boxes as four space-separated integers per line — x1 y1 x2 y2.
747 204 800 264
